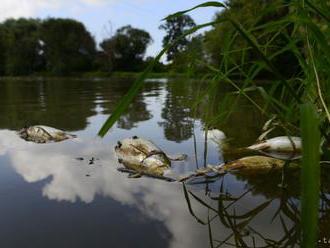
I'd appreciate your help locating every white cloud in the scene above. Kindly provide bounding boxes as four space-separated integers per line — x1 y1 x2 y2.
0 0 38 21
81 0 108 4
0 0 110 22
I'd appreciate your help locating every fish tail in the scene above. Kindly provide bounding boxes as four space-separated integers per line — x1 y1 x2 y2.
247 142 270 151
66 134 77 139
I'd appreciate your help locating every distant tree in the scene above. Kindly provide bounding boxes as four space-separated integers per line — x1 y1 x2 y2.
100 25 152 71
145 56 167 73
170 35 206 73
159 15 196 62
1 18 42 75
93 51 112 72
40 18 96 75
0 26 5 75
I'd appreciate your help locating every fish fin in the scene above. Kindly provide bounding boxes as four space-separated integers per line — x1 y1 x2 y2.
257 127 275 141
247 142 270 151
128 173 142 178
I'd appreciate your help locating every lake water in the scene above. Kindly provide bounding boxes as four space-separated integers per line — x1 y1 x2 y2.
0 78 329 248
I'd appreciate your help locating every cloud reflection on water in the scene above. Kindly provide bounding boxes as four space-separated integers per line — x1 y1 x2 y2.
0 129 209 248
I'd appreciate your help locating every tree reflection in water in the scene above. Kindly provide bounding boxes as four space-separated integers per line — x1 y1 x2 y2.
159 81 194 143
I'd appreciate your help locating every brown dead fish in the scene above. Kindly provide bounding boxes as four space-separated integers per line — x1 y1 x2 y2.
180 156 297 182
222 156 289 171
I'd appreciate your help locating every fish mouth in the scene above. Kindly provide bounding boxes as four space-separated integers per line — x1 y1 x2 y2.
18 129 27 138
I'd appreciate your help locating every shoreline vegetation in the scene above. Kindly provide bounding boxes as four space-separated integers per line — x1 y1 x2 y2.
0 72 178 80
0 73 278 87
0 1 307 79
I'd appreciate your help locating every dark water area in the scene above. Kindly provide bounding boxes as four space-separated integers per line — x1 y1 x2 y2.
0 78 329 248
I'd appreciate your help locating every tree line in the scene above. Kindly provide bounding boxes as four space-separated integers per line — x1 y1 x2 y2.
0 16 197 76
0 18 158 76
0 0 304 77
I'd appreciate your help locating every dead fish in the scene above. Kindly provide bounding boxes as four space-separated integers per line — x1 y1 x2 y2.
247 136 301 153
207 129 226 144
258 151 301 160
180 156 296 182
222 156 289 171
18 125 76 143
114 136 187 177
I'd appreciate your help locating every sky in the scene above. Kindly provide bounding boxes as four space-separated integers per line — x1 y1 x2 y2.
0 0 221 57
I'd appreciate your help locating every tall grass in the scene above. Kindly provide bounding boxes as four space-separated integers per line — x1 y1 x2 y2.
99 0 329 246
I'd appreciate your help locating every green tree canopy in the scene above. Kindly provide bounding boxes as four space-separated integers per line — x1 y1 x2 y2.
100 25 152 72
40 18 96 75
0 18 42 75
170 35 206 73
0 26 5 75
159 14 196 62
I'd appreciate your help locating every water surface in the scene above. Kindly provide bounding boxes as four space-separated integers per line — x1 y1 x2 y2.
0 78 329 248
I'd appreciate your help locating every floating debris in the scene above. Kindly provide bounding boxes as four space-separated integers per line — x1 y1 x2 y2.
89 157 96 165
75 157 100 165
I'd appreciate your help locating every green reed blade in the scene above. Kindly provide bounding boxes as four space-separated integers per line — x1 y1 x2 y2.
300 103 320 248
305 0 330 23
182 183 206 225
208 211 215 248
163 1 227 21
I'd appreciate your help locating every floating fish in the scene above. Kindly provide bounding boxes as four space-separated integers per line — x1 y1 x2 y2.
247 136 302 153
257 151 301 160
207 129 226 145
222 156 291 171
18 125 76 143
115 136 187 178
180 156 297 182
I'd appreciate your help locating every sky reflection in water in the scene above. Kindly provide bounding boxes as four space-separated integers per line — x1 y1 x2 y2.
0 79 328 247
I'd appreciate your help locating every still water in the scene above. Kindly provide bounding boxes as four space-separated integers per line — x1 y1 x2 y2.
0 78 329 248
